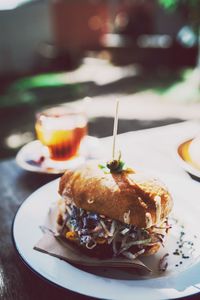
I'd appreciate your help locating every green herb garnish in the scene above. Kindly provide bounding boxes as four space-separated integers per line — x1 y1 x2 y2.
98 164 110 174
106 159 125 173
99 152 134 174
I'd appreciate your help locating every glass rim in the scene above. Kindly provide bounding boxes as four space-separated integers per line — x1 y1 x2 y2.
35 104 87 120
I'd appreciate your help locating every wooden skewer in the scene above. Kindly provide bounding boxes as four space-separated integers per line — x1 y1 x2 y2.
112 100 120 161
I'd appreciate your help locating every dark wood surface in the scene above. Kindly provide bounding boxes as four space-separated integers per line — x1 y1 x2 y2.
0 159 95 300
1 134 200 300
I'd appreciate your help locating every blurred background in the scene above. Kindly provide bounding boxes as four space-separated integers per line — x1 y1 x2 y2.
0 0 200 159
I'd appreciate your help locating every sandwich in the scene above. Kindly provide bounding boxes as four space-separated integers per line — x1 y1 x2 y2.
57 160 173 260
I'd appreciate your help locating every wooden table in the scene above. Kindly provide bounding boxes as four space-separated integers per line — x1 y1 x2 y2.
1 120 200 300
0 159 94 300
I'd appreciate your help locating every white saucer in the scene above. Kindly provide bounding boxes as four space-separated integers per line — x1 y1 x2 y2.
12 174 200 299
16 136 102 174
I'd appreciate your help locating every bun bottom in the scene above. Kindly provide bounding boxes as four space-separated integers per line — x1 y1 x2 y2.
64 238 160 259
142 243 160 256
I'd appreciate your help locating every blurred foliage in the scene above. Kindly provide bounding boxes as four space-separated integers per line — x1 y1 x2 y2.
0 91 36 107
159 0 200 32
162 69 200 102
0 72 87 108
9 73 71 91
159 0 200 10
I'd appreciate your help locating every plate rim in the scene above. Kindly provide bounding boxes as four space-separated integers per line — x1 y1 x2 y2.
12 176 200 300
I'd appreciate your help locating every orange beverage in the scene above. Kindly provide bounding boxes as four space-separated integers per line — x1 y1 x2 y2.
35 106 87 161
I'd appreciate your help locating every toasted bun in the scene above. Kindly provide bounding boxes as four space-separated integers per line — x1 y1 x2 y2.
59 160 173 229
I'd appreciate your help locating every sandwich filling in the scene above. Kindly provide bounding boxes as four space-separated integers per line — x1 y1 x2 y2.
57 202 171 259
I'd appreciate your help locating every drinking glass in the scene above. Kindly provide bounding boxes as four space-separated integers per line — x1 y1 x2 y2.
35 105 87 161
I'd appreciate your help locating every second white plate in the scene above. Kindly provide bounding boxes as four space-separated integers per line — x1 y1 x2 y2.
16 136 102 174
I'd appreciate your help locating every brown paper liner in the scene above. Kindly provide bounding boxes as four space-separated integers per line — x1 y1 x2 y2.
34 203 152 275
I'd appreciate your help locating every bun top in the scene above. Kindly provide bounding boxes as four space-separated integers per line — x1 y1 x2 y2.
59 161 173 228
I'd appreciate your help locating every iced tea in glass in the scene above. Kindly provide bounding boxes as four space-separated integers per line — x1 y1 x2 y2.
35 106 87 161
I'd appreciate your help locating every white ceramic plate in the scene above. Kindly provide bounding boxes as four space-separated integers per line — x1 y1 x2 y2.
16 136 102 174
12 175 200 300
176 138 200 179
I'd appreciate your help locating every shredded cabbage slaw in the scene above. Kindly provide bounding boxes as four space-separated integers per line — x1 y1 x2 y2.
59 203 170 259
